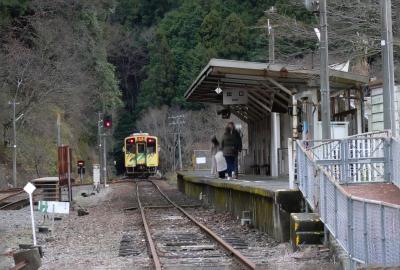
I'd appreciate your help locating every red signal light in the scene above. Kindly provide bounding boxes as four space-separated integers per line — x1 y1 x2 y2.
103 114 112 129
127 138 135 144
147 138 155 143
77 160 85 167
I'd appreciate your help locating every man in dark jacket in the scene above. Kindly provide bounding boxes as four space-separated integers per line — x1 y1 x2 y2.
221 122 242 178
232 123 242 179
221 124 236 178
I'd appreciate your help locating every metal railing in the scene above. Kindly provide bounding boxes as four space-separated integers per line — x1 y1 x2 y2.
297 141 400 267
347 130 391 139
300 136 390 184
391 138 400 188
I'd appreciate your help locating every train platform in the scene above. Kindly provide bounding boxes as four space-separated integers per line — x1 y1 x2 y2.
177 171 302 242
180 170 291 195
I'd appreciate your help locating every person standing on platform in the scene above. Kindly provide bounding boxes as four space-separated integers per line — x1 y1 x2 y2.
221 123 239 179
230 122 242 179
210 136 219 176
215 149 227 179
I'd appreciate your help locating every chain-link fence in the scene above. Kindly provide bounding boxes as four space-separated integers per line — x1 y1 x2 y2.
297 140 400 267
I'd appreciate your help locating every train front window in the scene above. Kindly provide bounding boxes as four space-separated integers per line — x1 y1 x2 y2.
126 140 135 153
147 139 156 153
137 143 145 154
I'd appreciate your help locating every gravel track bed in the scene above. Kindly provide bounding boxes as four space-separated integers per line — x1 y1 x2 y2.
137 181 243 269
185 207 340 269
153 180 340 270
1 182 151 270
2 180 340 270
40 182 151 270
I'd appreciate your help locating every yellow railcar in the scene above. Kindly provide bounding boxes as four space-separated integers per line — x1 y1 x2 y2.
123 133 159 176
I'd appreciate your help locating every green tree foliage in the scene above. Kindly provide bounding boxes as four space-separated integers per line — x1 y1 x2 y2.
218 13 248 58
114 0 179 27
199 9 222 48
136 32 176 111
133 0 278 113
0 0 29 25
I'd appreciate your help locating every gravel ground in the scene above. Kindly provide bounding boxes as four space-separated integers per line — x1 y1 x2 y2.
1 207 44 269
1 182 151 270
187 208 340 270
2 180 340 270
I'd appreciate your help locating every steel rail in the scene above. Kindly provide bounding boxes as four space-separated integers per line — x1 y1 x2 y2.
149 180 257 270
0 192 28 210
0 190 24 203
135 183 162 270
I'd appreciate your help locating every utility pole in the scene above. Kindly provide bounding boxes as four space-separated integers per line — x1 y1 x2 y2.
103 133 107 187
97 112 103 184
57 113 61 146
67 147 72 202
267 19 275 64
319 0 331 139
177 128 182 171
381 0 396 136
169 115 185 171
8 100 19 187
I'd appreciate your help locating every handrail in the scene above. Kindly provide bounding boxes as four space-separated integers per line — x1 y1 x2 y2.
300 129 391 151
297 141 400 209
296 138 400 267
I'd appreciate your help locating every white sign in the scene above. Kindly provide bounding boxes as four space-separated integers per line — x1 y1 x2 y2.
93 164 100 185
315 121 349 140
196 157 207 164
223 89 248 105
23 182 36 194
24 182 37 246
38 201 70 214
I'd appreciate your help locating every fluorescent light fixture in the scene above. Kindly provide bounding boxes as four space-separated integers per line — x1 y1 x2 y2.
314 28 320 41
15 113 24 122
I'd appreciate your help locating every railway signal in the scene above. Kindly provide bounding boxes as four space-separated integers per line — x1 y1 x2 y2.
77 160 85 183
103 114 112 129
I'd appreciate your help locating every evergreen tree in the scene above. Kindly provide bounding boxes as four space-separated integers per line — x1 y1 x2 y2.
136 32 176 113
218 13 248 59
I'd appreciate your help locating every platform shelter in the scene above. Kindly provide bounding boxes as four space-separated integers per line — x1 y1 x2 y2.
185 58 368 180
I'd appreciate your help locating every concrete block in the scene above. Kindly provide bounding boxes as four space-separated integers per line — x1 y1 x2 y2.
290 213 324 250
13 248 41 270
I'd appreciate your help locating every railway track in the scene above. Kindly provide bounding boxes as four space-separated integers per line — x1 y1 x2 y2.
135 180 257 270
0 190 28 210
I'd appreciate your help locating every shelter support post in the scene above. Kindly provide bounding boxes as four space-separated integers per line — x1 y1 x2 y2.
381 0 396 136
271 113 280 177
292 96 298 139
356 96 363 134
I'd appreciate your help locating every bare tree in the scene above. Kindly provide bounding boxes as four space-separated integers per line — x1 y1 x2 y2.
136 105 246 173
263 0 399 77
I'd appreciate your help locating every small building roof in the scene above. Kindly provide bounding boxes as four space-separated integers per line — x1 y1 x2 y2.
185 59 368 122
32 177 59 183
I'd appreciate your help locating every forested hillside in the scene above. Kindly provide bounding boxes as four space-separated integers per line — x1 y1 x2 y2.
0 0 398 185
0 0 122 186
